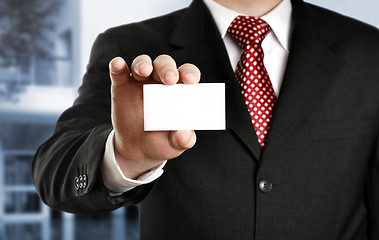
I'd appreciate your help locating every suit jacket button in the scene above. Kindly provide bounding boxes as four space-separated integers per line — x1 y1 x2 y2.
79 175 83 188
259 180 272 193
83 174 87 188
75 177 80 190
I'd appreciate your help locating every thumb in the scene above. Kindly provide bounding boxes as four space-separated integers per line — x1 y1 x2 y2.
109 57 130 87
170 130 197 151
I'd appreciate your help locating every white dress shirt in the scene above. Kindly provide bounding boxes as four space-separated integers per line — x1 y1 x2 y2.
101 0 293 194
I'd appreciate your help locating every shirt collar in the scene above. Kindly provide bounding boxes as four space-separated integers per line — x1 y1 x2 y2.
203 0 293 51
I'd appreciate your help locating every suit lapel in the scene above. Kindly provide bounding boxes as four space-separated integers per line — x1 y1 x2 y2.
167 0 346 161
169 0 263 160
262 0 345 157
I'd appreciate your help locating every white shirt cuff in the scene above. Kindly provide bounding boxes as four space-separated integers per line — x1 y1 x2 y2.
101 129 167 195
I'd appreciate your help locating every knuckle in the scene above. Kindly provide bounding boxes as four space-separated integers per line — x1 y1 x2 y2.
154 54 175 65
180 63 199 72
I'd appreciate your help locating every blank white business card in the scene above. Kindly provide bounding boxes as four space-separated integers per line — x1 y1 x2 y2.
143 83 225 131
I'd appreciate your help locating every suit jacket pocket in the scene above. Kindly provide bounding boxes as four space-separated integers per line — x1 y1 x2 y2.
308 117 372 141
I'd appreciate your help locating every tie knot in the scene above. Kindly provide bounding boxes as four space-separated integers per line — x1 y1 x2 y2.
228 16 271 49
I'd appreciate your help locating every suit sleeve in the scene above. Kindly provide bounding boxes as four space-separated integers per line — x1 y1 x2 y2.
32 32 156 215
368 131 379 239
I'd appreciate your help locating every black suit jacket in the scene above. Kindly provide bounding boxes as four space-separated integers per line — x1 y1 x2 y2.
33 0 379 239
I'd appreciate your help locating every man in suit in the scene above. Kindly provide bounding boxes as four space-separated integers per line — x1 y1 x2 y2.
33 0 379 239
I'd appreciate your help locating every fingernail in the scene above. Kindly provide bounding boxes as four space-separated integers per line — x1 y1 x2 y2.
177 130 191 140
181 130 196 149
183 72 195 81
110 58 124 74
165 71 175 79
164 71 176 84
135 61 144 75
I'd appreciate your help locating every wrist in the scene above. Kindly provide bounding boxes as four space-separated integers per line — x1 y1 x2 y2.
114 137 165 179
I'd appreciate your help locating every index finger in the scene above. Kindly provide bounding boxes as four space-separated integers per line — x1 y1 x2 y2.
131 54 153 82
109 57 130 87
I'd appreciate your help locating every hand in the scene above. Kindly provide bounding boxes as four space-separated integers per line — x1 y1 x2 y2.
109 54 200 179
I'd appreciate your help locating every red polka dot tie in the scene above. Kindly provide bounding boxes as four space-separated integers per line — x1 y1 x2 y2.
228 16 277 149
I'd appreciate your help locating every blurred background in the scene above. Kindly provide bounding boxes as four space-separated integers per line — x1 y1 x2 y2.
0 0 377 239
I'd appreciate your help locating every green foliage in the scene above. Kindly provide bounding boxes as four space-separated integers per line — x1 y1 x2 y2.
0 0 62 70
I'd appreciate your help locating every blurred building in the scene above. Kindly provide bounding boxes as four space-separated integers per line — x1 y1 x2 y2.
0 0 135 239
0 0 193 239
